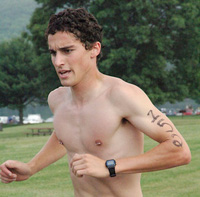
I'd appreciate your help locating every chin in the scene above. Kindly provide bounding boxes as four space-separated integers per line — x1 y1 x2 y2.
61 82 71 87
60 80 74 87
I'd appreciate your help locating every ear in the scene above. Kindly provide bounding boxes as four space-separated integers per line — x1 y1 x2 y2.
90 42 101 59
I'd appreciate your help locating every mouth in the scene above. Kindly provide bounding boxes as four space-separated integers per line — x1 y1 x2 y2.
58 69 72 78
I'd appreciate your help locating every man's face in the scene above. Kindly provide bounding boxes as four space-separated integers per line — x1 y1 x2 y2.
48 31 93 87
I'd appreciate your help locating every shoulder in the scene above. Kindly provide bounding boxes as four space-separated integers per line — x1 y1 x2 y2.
106 77 153 117
48 86 67 99
48 86 69 113
108 77 150 104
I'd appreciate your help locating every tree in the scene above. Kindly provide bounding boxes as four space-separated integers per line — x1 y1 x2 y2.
0 37 40 124
90 0 200 104
28 0 200 104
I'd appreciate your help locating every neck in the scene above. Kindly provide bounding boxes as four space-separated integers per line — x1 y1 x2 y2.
70 69 104 106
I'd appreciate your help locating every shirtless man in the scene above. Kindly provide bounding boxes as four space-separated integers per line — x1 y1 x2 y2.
0 8 191 197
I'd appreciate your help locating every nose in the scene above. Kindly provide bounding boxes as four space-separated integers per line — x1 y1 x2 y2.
54 52 65 67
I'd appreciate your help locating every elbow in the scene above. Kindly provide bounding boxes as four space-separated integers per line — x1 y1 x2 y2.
178 147 191 166
183 150 191 165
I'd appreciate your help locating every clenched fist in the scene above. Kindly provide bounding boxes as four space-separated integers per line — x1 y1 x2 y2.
0 160 32 184
70 154 109 178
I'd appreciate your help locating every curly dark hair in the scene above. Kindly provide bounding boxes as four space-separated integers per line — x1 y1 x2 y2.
45 8 103 61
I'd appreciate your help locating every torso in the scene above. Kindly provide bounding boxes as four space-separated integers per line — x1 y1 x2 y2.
50 76 144 197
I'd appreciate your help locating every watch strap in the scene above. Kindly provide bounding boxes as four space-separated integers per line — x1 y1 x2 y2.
108 167 116 177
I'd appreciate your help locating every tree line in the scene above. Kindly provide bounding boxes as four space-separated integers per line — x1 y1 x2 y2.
0 0 200 124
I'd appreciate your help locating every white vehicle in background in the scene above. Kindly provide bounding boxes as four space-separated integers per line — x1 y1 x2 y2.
23 114 43 124
195 107 200 115
0 116 8 124
45 116 54 123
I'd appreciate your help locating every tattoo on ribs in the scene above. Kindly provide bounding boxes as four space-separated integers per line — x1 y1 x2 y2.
147 110 182 147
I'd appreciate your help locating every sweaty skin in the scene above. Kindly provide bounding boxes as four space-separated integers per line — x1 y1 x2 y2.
49 80 144 197
0 31 191 197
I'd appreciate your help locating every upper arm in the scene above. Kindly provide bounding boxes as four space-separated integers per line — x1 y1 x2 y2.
112 83 185 148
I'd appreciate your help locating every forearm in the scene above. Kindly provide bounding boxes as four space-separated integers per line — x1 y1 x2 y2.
116 140 191 174
27 131 67 176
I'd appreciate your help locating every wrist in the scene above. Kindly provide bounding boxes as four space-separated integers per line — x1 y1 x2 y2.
115 158 126 174
105 159 116 177
27 161 37 176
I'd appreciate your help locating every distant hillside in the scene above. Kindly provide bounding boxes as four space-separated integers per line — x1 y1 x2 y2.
0 0 37 42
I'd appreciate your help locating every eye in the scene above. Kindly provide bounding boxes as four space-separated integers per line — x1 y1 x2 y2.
49 50 56 56
63 49 73 53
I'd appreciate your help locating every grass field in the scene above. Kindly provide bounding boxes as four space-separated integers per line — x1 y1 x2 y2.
0 116 199 197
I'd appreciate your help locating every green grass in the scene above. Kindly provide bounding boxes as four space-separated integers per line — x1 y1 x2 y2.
0 116 199 196
0 123 73 197
142 115 200 197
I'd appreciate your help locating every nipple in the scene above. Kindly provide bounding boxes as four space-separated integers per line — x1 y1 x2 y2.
95 140 102 146
59 140 64 145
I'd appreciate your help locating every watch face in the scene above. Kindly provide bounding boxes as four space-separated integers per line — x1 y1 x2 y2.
106 160 116 167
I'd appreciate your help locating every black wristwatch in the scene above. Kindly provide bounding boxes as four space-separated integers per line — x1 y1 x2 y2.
105 159 116 177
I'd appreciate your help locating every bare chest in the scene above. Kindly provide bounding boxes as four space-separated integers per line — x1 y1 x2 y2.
53 100 121 156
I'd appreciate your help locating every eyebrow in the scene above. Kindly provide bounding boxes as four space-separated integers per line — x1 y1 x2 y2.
49 45 75 51
60 45 75 50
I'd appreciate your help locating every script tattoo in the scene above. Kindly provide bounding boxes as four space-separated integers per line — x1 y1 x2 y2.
171 134 182 147
157 119 173 132
147 110 182 147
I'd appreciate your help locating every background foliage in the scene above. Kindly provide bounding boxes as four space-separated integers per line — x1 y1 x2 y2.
0 37 40 123
91 0 200 104
27 0 200 104
0 0 200 119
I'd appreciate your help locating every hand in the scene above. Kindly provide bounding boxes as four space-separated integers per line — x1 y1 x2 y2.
70 154 109 178
0 160 32 184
